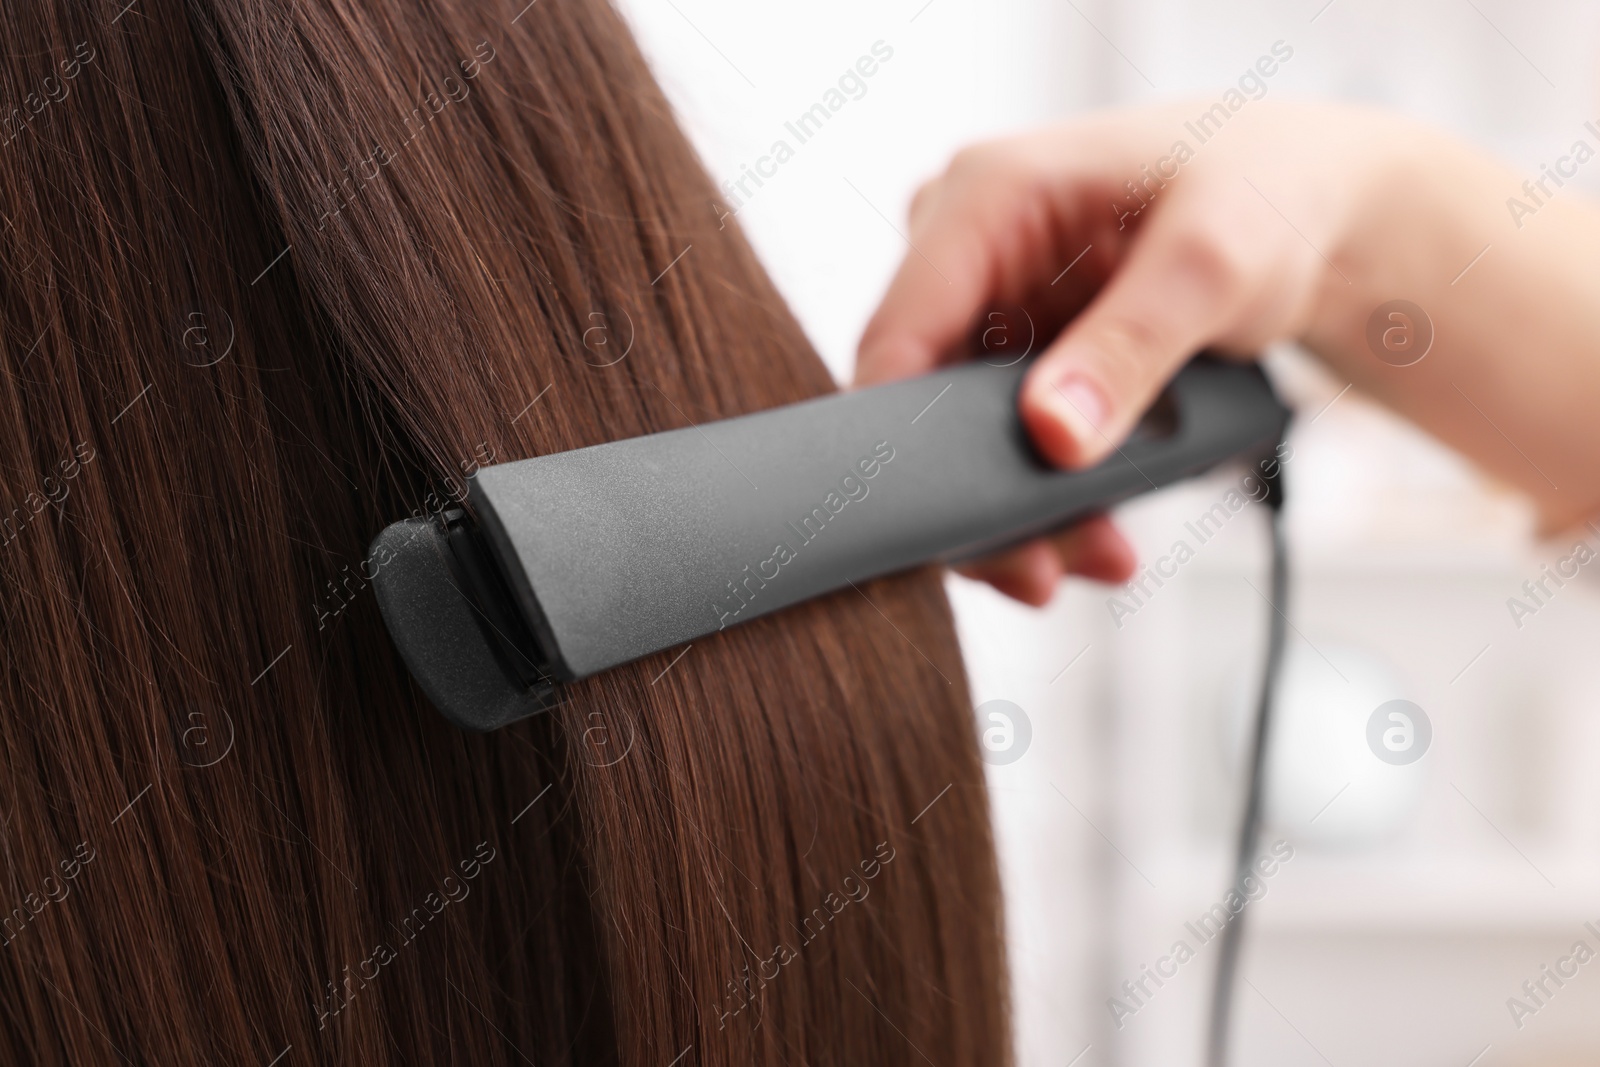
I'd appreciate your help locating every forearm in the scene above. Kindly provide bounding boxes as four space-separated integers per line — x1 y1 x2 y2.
1309 120 1600 528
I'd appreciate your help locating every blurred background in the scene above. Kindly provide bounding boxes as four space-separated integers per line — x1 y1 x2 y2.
615 2 1600 1064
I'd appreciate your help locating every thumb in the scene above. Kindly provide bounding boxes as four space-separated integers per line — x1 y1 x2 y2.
1019 214 1253 469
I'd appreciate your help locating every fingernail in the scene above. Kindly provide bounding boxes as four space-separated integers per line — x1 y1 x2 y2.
1047 373 1110 460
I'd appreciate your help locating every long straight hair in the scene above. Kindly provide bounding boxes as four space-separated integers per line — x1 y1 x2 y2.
0 1 1010 1064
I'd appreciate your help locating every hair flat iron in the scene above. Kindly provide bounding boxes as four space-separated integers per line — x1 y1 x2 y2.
370 356 1291 731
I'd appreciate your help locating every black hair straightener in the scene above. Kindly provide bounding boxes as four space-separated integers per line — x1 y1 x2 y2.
370 352 1293 1067
369 355 1290 733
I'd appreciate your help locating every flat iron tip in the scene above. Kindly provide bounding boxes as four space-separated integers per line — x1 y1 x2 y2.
369 513 556 732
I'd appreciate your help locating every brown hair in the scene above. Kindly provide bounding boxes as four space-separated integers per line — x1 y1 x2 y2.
0 1 1009 1064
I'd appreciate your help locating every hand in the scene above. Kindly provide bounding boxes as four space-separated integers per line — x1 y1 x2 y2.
856 100 1411 604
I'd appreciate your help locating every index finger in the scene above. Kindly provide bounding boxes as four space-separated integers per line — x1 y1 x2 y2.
853 121 1158 388
853 168 999 387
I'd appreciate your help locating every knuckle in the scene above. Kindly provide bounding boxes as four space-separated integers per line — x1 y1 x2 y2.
907 176 941 227
1088 313 1171 378
947 137 1027 183
1164 222 1252 305
946 142 994 178
932 135 1045 221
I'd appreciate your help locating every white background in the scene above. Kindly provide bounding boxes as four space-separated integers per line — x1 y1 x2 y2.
616 2 1600 1065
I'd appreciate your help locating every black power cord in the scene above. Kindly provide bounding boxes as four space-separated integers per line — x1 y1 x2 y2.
1204 458 1289 1067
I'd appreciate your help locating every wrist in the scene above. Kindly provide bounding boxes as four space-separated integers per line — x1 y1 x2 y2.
1305 112 1439 359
